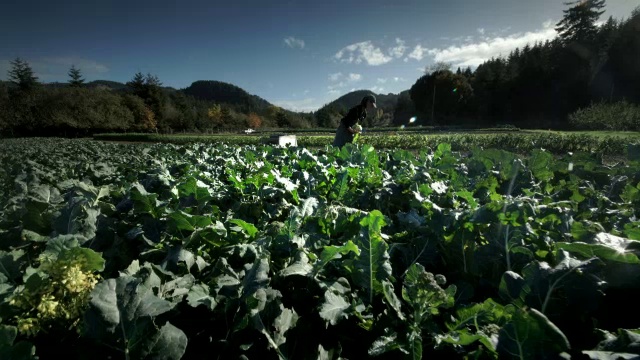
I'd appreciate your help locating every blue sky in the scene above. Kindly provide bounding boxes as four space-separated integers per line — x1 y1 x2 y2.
0 0 636 112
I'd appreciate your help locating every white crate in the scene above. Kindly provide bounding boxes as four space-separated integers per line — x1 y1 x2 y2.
268 135 297 147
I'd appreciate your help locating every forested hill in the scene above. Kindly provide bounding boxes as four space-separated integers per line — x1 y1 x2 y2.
318 90 399 114
181 80 272 112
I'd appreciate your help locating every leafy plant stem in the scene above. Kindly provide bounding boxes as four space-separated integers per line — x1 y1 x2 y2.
505 225 512 272
120 319 131 360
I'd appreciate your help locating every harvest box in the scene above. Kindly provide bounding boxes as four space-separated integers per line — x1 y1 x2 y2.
264 134 297 147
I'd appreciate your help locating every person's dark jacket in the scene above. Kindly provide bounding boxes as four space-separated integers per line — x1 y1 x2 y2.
340 104 367 129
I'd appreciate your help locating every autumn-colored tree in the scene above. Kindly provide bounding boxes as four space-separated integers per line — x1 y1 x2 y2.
141 106 157 131
207 104 223 127
247 112 262 128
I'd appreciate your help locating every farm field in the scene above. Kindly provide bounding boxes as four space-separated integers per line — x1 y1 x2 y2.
94 131 640 157
1 137 639 359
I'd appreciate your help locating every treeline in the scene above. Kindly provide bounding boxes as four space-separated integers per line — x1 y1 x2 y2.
0 66 315 136
400 1 640 129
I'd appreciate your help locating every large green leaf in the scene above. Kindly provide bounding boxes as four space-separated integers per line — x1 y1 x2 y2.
21 185 63 233
0 250 26 282
438 298 512 355
313 240 360 276
499 271 528 306
0 325 37 360
497 308 570 359
130 183 161 218
582 351 639 359
256 305 299 355
229 219 259 240
241 256 270 300
382 280 405 321
624 222 640 241
571 220 605 242
177 176 213 209
280 252 313 277
87 277 175 331
71 181 111 206
138 322 188 360
319 290 350 326
167 211 213 233
557 233 640 264
529 149 554 182
85 276 186 359
58 247 106 272
186 283 217 311
620 183 640 203
192 221 228 248
517 251 603 314
347 210 393 303
330 169 350 201
0 325 16 347
285 197 319 231
593 328 640 354
319 343 345 360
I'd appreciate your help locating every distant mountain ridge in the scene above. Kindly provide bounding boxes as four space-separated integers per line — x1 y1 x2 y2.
1 78 408 116
317 89 401 115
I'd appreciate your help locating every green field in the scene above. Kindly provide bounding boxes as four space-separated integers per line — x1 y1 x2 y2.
94 130 640 157
1 137 639 359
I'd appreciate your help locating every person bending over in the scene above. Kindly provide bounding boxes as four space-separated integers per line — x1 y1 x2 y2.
332 94 376 148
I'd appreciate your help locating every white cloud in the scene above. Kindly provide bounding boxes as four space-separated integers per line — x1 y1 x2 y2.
328 72 343 82
427 20 558 68
377 78 387 84
477 28 485 35
407 45 429 61
393 77 406 82
388 38 407 58
328 89 341 96
542 20 555 28
273 97 320 112
328 73 361 91
42 57 109 74
334 41 393 66
284 36 305 49
371 86 384 93
348 73 362 82
327 82 346 91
